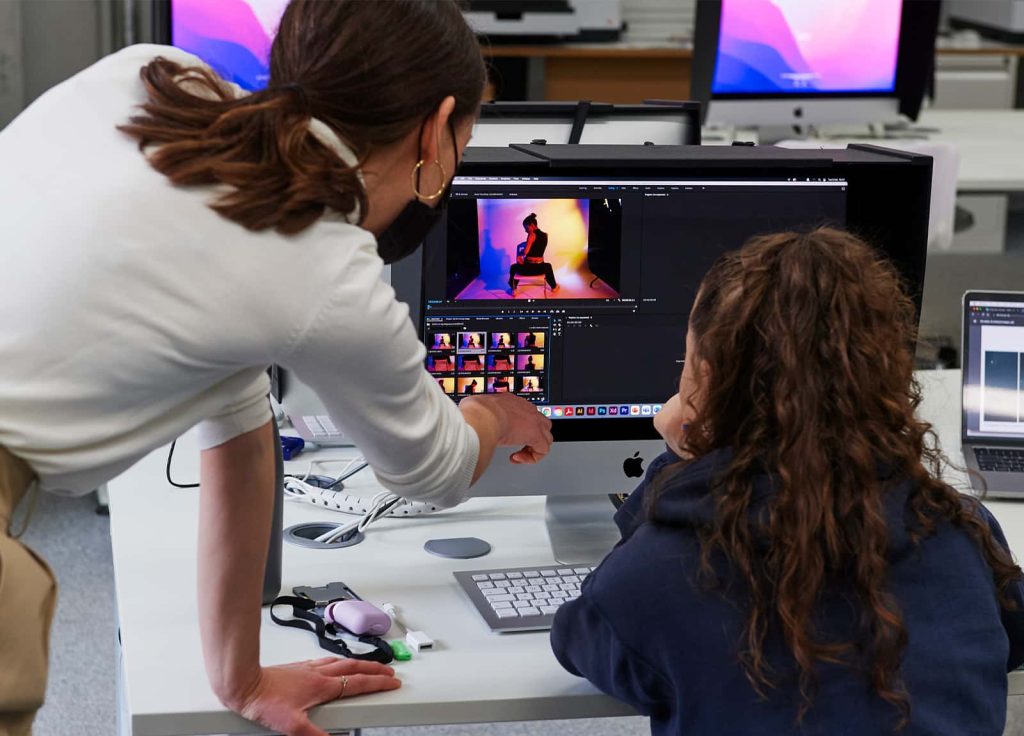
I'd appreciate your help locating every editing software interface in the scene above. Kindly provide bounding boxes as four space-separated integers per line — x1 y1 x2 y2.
422 174 848 421
965 299 1024 438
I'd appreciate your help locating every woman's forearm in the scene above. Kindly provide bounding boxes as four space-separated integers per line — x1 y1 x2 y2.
197 420 276 708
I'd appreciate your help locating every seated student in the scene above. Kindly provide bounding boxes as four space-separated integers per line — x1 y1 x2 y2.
550 228 1024 736
508 213 559 294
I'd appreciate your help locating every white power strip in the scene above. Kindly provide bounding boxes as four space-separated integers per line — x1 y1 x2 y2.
283 479 441 517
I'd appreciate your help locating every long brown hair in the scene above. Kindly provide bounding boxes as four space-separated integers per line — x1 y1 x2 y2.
119 0 485 235
653 228 1021 726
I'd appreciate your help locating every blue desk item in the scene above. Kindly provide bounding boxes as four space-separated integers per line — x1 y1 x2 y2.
280 435 305 461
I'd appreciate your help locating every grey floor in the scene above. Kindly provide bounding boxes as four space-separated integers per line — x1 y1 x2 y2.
12 491 1024 735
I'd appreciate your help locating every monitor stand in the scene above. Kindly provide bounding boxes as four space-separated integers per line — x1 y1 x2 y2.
545 495 621 565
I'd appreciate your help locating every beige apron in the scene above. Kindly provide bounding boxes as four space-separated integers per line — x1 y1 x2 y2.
0 446 55 736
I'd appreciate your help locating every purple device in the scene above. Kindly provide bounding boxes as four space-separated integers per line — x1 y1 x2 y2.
324 600 392 636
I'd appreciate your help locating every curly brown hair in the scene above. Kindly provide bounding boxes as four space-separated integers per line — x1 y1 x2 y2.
651 227 1021 728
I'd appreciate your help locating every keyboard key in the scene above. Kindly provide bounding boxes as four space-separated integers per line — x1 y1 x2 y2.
524 571 540 578
491 600 514 609
517 593 532 601
487 594 514 603
536 591 550 599
490 573 507 580
478 581 494 590
573 567 591 575
495 581 511 588
496 609 519 618
508 586 524 595
564 575 580 583
518 607 541 617
543 584 560 592
541 570 558 577
507 572 524 579
560 583 576 591
514 600 533 609
472 574 490 582
541 605 560 615
524 585 542 593
557 569 573 575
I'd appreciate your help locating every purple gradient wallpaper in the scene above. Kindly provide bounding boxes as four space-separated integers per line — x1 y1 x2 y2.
171 0 289 90
712 0 903 95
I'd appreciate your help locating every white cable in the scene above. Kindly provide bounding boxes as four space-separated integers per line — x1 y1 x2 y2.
316 494 405 545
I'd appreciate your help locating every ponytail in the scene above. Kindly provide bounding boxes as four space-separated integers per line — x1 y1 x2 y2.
120 58 365 235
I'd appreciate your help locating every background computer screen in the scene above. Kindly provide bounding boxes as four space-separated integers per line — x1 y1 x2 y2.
963 295 1024 441
170 0 286 91
711 0 903 96
421 174 847 437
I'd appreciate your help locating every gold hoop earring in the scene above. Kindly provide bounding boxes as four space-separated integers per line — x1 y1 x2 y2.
411 159 447 201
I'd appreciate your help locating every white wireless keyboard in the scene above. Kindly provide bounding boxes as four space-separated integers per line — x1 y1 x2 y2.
454 564 595 632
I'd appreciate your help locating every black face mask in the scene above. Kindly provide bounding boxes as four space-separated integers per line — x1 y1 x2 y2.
376 120 459 265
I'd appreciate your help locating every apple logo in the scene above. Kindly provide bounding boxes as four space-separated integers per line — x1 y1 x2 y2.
622 451 645 478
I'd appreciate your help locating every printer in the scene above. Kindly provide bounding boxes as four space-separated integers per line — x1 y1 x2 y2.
948 0 1024 42
464 0 623 43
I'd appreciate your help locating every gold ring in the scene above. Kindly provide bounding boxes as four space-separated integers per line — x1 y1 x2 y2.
339 675 349 698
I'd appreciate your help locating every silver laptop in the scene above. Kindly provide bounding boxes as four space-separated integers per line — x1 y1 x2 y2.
961 291 1024 497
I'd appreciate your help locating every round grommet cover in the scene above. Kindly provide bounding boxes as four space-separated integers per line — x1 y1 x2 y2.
423 537 491 559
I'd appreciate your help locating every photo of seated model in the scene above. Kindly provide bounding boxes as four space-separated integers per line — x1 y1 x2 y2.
446 197 622 301
457 376 484 394
509 213 559 295
487 353 514 372
458 355 484 372
517 353 544 372
431 333 454 350
435 377 455 394
518 332 546 350
426 354 454 373
458 332 486 352
518 375 543 393
490 332 513 349
487 375 513 393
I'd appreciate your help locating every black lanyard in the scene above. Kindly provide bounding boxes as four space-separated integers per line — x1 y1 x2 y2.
270 595 394 664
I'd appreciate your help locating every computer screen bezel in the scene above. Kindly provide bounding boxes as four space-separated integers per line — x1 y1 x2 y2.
961 290 1024 445
700 0 906 102
410 164 861 445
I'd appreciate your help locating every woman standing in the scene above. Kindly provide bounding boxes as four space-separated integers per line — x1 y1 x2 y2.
0 2 551 735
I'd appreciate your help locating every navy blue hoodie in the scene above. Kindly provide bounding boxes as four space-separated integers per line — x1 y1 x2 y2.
550 449 1024 735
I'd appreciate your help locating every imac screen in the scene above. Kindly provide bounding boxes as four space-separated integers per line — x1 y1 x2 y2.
711 0 903 96
422 174 848 435
170 0 288 91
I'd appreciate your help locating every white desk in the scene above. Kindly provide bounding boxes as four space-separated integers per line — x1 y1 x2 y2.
915 110 1024 194
111 441 634 735
704 109 1024 193
111 369 1024 734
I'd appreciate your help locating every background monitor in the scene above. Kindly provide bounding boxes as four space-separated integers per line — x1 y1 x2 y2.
166 0 287 91
691 0 940 129
471 101 701 147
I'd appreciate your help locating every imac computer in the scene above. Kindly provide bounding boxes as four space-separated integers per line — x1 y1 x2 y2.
691 0 939 136
391 143 932 562
471 102 701 147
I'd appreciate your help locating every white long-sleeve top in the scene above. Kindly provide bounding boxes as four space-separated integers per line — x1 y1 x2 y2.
0 44 478 502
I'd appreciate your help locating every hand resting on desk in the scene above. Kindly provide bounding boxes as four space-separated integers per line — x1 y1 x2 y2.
234 657 400 736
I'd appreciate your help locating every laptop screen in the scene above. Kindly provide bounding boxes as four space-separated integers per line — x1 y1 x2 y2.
963 293 1024 442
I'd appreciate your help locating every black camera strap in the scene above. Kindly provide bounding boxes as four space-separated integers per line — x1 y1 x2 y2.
270 595 394 664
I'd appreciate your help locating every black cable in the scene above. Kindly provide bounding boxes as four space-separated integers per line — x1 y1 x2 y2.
166 440 200 489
